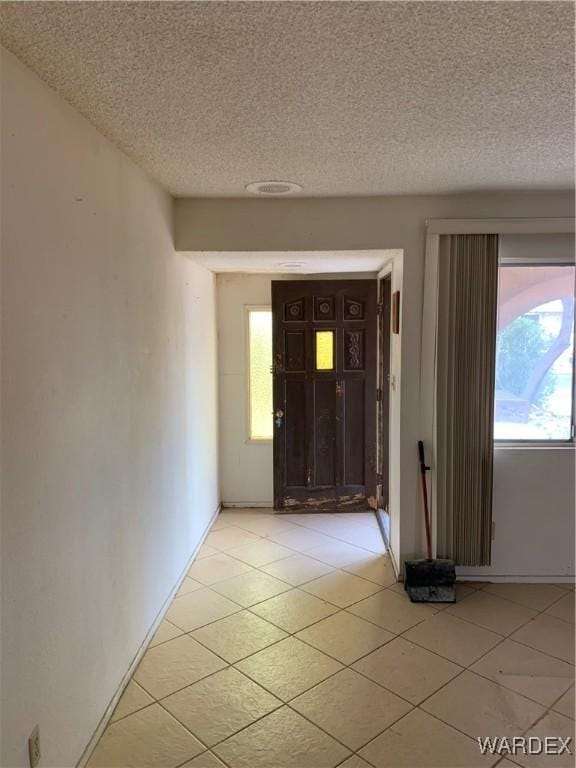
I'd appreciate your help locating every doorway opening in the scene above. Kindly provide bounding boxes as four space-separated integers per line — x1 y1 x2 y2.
214 252 402 567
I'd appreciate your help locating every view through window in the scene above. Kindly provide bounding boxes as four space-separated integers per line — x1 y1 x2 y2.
495 264 575 440
248 309 273 440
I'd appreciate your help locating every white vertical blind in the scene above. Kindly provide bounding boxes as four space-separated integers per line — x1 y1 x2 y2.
437 234 499 566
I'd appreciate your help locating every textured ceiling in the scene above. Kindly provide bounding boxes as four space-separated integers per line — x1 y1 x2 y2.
1 1 573 197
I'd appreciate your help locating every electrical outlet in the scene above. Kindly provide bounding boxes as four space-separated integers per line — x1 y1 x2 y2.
28 725 41 768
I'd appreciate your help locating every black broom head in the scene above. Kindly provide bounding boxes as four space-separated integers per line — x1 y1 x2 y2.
404 558 456 603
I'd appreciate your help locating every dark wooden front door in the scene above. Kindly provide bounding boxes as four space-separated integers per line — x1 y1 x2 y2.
272 280 378 511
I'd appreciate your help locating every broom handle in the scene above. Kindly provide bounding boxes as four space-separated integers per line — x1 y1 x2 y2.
418 441 433 560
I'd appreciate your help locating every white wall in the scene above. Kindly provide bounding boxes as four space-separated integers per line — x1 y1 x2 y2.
459 447 575 580
177 192 575 574
1 48 219 768
217 274 274 505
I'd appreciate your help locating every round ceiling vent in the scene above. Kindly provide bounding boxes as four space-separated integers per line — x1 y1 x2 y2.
277 261 305 270
246 180 303 196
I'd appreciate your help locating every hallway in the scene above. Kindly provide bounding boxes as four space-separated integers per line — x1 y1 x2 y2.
88 510 574 768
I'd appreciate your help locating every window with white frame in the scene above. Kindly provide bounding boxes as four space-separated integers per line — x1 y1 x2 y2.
495 236 575 441
247 308 273 440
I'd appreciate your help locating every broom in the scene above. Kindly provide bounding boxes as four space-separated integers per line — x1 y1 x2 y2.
404 441 456 603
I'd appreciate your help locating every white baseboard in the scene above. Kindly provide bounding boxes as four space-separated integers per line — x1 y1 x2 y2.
375 508 400 581
76 503 221 768
457 574 575 584
222 501 274 508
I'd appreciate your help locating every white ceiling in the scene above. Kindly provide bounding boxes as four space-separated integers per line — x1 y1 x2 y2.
1 2 573 197
186 250 399 274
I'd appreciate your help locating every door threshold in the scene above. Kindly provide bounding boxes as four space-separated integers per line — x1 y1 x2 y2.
277 507 375 514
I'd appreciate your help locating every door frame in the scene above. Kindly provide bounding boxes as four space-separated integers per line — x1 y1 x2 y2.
377 273 392 511
376 255 402 576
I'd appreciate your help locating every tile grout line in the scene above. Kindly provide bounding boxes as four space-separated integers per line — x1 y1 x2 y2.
220 522 575 742
217 516 575 596
133 588 419 760
177 570 571 673
374 579 575 751
100 513 574 767
204 516 575 758
215 513 386 557
180 528 575 699
400 595 575 667
200 536 574 649
150 607 483 760
172 551 572 719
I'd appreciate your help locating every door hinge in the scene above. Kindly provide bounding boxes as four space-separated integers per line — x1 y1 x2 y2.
376 388 382 402
377 302 383 315
376 473 383 484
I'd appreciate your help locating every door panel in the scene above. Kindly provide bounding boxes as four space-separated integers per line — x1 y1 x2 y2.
273 280 377 511
285 330 306 371
345 378 365 485
314 379 338 486
285 379 307 487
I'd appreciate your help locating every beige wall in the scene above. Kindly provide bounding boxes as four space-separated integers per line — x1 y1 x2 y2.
177 192 575 572
1 49 219 767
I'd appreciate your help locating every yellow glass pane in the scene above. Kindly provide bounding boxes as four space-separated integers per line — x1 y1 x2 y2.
316 330 334 370
249 310 273 439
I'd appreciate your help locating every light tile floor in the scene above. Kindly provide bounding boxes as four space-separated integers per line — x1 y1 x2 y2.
88 509 575 768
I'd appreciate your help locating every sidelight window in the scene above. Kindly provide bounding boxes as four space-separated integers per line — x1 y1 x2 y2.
248 308 273 440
